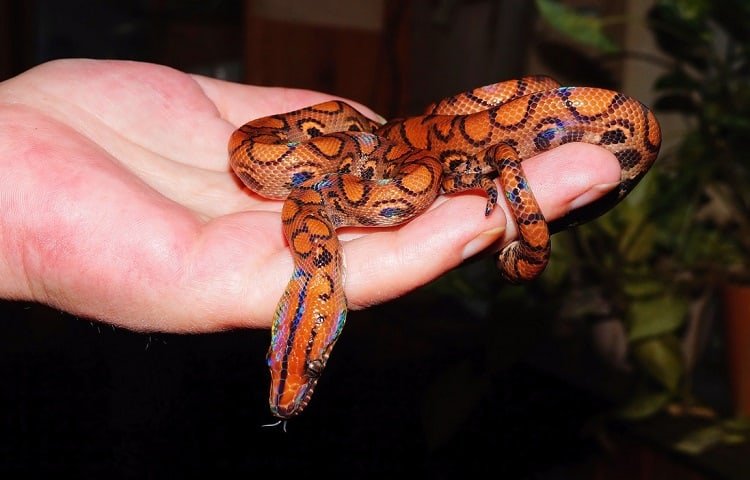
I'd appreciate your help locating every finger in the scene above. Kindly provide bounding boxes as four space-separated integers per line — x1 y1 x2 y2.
342 143 620 309
188 142 621 331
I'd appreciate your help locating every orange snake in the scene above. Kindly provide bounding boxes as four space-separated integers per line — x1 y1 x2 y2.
228 76 661 420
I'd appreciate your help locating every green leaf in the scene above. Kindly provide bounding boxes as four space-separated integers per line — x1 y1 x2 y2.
622 223 657 263
722 417 750 432
675 425 724 454
627 295 687 342
622 279 666 298
617 390 671 419
535 0 619 53
660 0 711 20
722 433 747 445
632 335 684 392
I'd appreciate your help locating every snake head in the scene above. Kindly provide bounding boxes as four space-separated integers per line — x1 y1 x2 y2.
266 267 347 419
267 350 328 419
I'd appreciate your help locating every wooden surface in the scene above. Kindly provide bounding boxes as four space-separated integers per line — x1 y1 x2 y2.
244 0 408 117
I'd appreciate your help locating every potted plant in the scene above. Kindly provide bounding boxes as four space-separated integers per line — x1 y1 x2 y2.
535 0 750 424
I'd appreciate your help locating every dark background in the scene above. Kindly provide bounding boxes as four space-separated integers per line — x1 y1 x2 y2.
0 0 738 478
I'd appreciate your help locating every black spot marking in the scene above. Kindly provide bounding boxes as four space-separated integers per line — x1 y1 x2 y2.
313 247 333 268
615 148 642 170
307 127 322 137
362 166 375 180
601 129 627 145
449 159 464 170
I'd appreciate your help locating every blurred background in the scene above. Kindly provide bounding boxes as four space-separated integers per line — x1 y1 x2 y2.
1 0 749 477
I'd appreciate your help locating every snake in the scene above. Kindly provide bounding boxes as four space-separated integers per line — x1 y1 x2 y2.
228 75 662 420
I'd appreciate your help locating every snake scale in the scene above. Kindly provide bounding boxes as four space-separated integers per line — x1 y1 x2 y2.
228 75 662 420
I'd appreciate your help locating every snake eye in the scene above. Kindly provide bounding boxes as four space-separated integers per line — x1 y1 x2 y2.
305 359 325 379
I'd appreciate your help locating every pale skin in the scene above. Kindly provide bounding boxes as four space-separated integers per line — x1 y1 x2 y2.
0 59 621 332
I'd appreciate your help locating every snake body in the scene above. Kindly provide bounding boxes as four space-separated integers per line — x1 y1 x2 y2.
228 76 661 419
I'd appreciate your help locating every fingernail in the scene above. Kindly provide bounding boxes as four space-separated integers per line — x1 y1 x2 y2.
569 181 620 210
462 226 505 260
370 113 387 124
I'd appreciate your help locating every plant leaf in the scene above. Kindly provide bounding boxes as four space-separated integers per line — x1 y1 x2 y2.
535 0 619 53
622 279 665 298
632 335 684 392
617 390 671 419
627 295 687 342
675 425 724 454
722 433 747 445
722 417 750 432
622 223 657 263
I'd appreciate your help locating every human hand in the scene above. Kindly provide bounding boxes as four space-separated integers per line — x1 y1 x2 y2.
0 59 620 332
